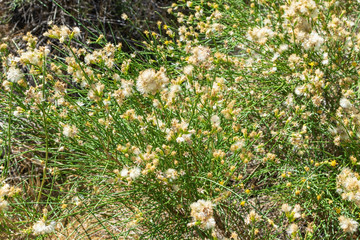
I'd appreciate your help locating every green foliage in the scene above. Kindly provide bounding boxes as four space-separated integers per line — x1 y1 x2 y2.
1 0 360 239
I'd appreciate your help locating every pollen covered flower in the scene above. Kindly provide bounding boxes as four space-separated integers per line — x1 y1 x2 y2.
136 67 169 95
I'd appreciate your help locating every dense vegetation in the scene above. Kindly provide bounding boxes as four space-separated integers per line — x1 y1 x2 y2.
1 0 360 239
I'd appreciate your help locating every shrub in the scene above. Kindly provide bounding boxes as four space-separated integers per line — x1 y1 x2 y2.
1 0 360 239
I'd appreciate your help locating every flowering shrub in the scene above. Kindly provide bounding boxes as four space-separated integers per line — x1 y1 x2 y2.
1 0 360 239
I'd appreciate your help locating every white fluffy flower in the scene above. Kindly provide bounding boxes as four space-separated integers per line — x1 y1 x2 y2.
62 124 78 137
129 167 141 180
285 94 294 107
136 67 169 95
303 31 324 50
72 27 81 37
188 46 211 65
281 203 301 220
189 199 216 229
279 44 289 53
245 210 261 225
230 140 245 152
33 220 56 235
281 203 292 213
247 26 275 45
2 80 11 91
7 67 24 83
210 115 221 128
176 136 185 143
203 217 216 229
0 184 10 197
337 168 360 206
287 223 299 236
340 98 352 109
120 167 129 177
183 65 194 75
0 200 8 211
165 169 178 181
339 215 359 233
295 85 305 96
292 204 301 219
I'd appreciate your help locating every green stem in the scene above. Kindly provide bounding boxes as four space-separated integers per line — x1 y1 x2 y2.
36 105 49 205
4 84 13 178
37 53 49 205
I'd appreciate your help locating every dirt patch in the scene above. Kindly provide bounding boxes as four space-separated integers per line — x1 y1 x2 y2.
0 0 175 50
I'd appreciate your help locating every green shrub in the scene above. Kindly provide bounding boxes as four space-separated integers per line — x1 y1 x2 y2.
1 0 360 239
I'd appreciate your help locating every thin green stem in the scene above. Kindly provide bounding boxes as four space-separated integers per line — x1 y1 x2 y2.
36 107 49 204
4 84 13 178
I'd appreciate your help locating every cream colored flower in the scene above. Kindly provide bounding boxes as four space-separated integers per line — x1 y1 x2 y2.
245 210 261 225
339 215 359 233
0 184 10 197
188 46 211 65
188 199 216 229
287 223 298 236
129 167 141 180
7 67 24 83
0 199 8 211
62 124 78 138
136 67 169 95
340 98 352 109
33 220 56 235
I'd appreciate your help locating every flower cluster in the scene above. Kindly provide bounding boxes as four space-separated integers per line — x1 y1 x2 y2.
188 199 216 230
43 25 80 43
336 168 360 206
136 67 169 95
0 183 21 212
244 210 261 225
